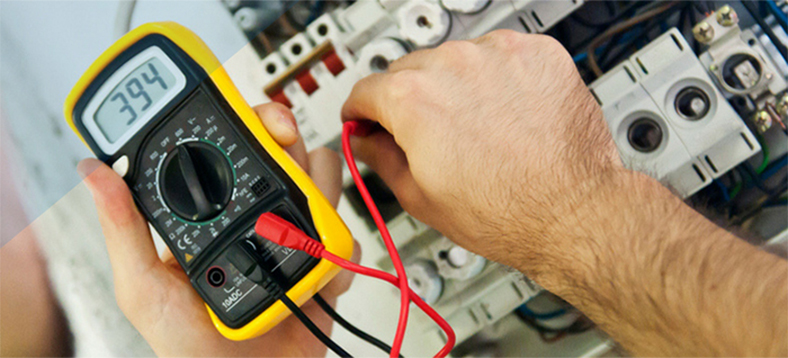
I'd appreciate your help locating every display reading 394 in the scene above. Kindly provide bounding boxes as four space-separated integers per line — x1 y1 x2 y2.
64 22 353 340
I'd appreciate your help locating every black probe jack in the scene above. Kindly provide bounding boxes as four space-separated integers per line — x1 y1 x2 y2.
225 243 352 358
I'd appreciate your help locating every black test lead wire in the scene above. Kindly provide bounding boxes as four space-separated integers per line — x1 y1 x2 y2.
312 293 404 358
225 243 352 358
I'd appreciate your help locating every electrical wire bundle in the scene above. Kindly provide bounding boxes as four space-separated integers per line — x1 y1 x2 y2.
584 1 681 77
694 145 787 229
514 299 594 344
243 121 455 358
741 0 788 64
564 1 723 81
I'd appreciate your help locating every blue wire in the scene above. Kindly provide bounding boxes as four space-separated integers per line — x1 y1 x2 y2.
659 21 669 33
760 154 788 181
767 0 788 33
516 303 567 320
714 180 731 202
573 24 647 64
306 0 324 25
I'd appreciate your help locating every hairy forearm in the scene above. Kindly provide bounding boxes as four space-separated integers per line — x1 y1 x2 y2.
529 170 788 356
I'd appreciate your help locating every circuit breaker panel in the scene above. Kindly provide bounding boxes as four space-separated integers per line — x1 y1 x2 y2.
218 0 788 354
590 28 766 197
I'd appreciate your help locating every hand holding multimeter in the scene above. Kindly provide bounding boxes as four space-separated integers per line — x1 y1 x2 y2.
67 21 354 342
78 102 354 356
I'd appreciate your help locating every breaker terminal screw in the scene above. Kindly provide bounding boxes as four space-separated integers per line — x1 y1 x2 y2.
776 95 788 117
693 22 715 44
716 5 738 27
753 110 773 133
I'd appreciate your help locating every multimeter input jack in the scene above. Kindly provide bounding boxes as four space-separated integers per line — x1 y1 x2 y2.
207 266 226 288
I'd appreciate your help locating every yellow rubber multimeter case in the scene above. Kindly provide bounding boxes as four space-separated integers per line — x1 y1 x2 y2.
64 22 353 340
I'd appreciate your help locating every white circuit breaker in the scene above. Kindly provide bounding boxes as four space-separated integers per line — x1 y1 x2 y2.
696 11 787 101
695 10 788 134
590 28 762 198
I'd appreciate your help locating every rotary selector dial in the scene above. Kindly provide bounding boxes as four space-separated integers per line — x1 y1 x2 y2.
160 140 234 222
133 90 279 270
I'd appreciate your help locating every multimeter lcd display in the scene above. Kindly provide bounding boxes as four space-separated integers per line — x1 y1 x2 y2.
82 46 187 155
95 57 177 142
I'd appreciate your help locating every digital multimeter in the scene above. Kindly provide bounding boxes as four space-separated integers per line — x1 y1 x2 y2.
64 22 353 341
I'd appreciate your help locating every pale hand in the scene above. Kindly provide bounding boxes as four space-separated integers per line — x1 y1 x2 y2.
79 102 357 357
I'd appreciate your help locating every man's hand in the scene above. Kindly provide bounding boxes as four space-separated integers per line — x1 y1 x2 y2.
343 30 787 356
78 103 356 357
343 30 620 278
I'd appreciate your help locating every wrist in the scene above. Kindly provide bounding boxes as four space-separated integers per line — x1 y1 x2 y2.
515 167 686 296
515 167 787 356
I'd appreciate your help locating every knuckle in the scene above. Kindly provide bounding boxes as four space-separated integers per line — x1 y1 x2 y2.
350 73 382 96
532 34 572 63
533 34 563 50
546 39 572 60
386 70 425 100
436 40 479 63
486 29 527 50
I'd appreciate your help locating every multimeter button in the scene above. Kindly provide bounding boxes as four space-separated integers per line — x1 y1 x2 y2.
160 142 234 222
112 155 130 177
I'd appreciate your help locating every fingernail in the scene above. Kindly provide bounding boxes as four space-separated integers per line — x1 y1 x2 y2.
278 111 298 134
77 158 102 180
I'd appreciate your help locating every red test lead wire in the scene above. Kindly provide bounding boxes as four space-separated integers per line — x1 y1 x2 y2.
255 212 456 358
341 120 410 358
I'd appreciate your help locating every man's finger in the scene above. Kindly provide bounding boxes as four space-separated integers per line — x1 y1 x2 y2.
307 148 343 207
253 103 309 171
386 47 435 72
253 102 299 146
342 71 428 150
350 132 428 216
78 159 165 286
341 73 398 134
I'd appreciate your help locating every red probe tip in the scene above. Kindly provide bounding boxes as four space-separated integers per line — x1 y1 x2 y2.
343 120 378 137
